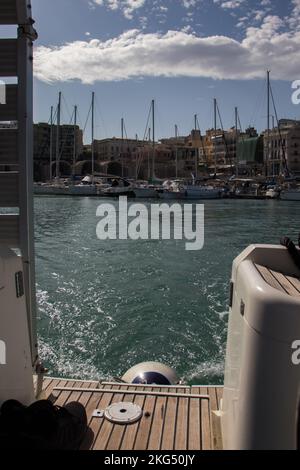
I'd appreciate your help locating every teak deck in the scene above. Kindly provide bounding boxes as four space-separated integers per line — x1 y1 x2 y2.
255 264 300 297
41 378 223 451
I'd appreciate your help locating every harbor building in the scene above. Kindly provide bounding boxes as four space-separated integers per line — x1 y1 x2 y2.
93 137 148 162
263 119 300 177
33 122 83 180
236 135 264 177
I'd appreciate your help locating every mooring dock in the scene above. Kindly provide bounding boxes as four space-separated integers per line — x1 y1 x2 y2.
40 378 223 451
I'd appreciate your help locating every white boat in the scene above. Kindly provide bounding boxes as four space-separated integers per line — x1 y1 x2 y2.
185 185 221 200
265 188 280 199
280 189 300 201
223 243 300 450
158 180 186 200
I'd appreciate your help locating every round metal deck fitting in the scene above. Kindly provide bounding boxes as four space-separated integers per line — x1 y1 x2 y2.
104 402 143 425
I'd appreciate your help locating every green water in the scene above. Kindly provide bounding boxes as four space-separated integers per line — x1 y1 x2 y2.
35 197 300 384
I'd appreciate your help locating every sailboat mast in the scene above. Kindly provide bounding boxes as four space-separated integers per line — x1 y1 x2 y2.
267 70 270 177
175 124 178 179
235 106 238 177
121 117 124 178
49 105 53 182
91 92 95 180
214 98 217 176
148 127 151 180
194 114 198 178
152 99 155 180
73 105 77 176
55 91 61 181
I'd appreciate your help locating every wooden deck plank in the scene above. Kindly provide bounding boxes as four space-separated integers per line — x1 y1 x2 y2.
106 386 131 451
255 264 286 293
82 385 116 450
41 379 219 451
286 274 300 292
134 392 157 450
120 391 147 451
54 381 77 407
188 387 201 451
200 387 212 450
147 391 167 450
160 391 178 450
93 386 124 450
174 396 189 450
269 270 300 297
216 388 223 411
44 378 61 398
208 387 223 450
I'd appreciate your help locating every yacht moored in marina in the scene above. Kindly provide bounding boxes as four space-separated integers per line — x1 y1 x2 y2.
280 188 300 201
184 184 221 200
133 184 159 199
158 180 186 200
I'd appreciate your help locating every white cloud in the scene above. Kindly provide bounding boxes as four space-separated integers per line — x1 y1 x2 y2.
88 0 146 18
34 15 300 84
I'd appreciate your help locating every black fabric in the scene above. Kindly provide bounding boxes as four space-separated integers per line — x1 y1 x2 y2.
280 237 300 270
0 399 87 450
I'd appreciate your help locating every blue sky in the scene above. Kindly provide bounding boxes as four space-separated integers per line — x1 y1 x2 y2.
28 0 300 142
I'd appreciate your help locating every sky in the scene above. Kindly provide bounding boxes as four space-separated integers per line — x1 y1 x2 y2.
17 1 300 141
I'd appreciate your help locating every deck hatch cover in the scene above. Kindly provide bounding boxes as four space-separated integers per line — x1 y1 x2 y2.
104 402 143 424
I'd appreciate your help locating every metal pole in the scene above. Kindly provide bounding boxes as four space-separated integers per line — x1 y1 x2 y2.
56 92 61 181
148 127 151 180
194 114 198 178
235 107 238 177
267 70 270 177
91 92 95 181
17 12 38 366
121 117 124 178
175 124 178 179
73 105 77 177
152 99 155 181
49 106 53 181
214 98 217 176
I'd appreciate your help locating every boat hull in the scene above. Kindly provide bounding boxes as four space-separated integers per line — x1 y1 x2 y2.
133 188 158 199
185 188 221 200
280 190 300 201
158 191 186 200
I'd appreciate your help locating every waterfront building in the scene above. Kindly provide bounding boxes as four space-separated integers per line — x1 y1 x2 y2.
93 138 148 162
263 119 300 177
236 135 264 177
33 122 83 180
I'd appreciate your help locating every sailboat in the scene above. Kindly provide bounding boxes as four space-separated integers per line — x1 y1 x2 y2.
133 100 160 198
184 107 221 200
280 187 300 201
